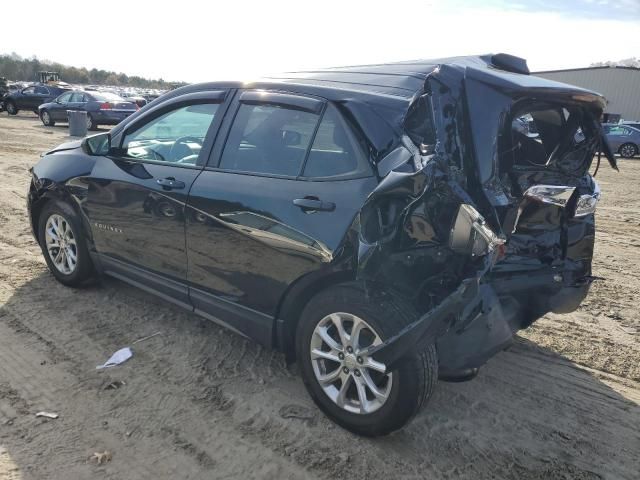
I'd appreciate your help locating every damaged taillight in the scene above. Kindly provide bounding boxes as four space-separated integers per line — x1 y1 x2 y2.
522 183 599 217
575 181 600 217
449 204 505 257
524 185 575 207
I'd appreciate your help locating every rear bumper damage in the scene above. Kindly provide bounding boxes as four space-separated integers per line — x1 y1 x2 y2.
369 262 593 373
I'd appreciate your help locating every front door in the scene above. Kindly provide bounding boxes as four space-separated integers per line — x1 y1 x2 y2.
19 86 37 110
51 92 72 121
85 96 226 306
185 92 376 341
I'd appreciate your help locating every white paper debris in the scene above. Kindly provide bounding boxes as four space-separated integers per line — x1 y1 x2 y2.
96 347 133 370
36 411 59 419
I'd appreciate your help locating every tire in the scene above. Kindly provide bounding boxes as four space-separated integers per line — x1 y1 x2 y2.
37 200 96 287
5 100 18 115
619 143 638 159
295 283 437 436
40 110 55 127
86 114 98 131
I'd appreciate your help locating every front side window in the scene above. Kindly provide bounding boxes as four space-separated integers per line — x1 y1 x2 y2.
122 103 219 165
219 103 319 176
608 126 629 136
303 104 369 178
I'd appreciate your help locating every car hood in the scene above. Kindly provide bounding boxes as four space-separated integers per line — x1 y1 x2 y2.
42 139 83 156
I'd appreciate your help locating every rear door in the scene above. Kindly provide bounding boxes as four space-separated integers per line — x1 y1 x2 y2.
34 86 52 108
185 91 377 343
84 90 230 306
67 92 88 114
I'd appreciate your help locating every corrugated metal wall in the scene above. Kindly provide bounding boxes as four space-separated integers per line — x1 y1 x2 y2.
535 68 640 121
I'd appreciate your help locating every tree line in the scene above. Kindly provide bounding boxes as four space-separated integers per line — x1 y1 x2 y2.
0 52 185 89
590 57 639 68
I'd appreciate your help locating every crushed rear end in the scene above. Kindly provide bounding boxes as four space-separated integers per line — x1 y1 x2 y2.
357 55 616 375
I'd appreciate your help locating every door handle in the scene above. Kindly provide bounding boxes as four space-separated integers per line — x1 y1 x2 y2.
293 197 335 212
157 177 185 190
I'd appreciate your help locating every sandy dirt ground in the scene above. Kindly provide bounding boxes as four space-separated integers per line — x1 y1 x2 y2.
0 113 638 480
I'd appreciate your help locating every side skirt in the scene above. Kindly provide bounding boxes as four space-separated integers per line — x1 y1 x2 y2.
99 255 274 348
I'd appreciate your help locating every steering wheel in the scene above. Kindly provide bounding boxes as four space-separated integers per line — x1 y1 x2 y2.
169 136 204 163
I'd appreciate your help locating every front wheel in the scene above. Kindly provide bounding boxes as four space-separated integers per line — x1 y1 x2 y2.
38 200 96 287
619 143 638 159
296 284 437 436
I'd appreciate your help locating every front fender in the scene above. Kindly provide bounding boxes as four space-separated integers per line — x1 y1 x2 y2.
29 149 98 248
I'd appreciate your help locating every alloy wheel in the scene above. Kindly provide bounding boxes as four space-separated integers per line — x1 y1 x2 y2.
620 144 637 158
310 312 392 414
6 103 15 114
42 111 50 125
45 214 78 275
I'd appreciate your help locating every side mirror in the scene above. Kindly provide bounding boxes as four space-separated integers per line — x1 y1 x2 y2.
82 132 111 156
281 130 301 146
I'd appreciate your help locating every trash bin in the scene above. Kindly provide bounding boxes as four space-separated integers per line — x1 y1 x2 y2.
67 110 88 137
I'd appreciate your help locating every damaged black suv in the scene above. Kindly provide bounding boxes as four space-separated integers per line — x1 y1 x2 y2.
27 54 616 436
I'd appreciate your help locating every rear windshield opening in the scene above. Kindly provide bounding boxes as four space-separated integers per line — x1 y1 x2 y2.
500 103 599 176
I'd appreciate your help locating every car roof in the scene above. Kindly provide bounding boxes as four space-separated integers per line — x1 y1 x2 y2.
115 54 609 158
174 53 603 103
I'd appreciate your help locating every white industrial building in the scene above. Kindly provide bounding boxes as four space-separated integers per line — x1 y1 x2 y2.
534 66 640 122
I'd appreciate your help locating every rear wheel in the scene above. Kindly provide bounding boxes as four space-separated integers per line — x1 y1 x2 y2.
5 100 18 115
86 114 97 131
619 143 638 159
38 200 96 287
296 284 437 436
41 110 55 126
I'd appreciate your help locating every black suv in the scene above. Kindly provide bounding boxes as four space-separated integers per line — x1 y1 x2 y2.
4 83 70 115
27 54 615 436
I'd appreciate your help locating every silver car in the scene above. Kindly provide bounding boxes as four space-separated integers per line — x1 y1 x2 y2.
604 124 640 158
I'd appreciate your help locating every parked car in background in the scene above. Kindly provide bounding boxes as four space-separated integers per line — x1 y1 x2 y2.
0 78 7 112
39 90 138 130
119 91 147 108
143 93 161 103
3 84 71 115
603 123 640 158
27 53 616 436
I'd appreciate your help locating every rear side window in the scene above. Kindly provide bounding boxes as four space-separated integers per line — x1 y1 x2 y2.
303 104 369 178
404 94 436 148
91 92 125 102
219 104 319 177
35 86 49 95
70 93 86 102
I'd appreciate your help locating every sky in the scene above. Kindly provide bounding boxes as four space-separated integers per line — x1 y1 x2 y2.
0 0 638 83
